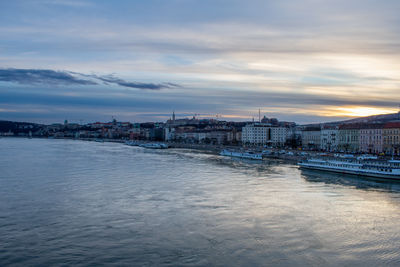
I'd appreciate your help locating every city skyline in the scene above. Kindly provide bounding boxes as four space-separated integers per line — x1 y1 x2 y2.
1 0 400 124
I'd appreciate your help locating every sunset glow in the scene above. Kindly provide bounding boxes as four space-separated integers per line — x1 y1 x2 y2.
334 107 399 118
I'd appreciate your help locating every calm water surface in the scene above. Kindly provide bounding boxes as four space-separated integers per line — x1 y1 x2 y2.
1 138 400 266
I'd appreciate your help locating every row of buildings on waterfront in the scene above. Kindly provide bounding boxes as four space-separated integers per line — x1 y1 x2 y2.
2 112 400 155
300 122 400 155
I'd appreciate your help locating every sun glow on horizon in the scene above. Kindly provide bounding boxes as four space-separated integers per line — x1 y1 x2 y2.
334 106 398 118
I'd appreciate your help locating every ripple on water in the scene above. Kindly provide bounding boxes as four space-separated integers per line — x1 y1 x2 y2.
1 138 400 266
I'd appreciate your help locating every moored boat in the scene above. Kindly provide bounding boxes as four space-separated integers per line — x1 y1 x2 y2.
139 143 169 149
298 157 400 180
125 140 140 146
220 149 263 160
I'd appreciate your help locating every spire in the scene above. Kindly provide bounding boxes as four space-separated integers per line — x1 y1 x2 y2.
172 110 176 122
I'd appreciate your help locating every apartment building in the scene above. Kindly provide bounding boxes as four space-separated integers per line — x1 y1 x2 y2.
359 124 384 154
383 122 400 155
242 123 288 147
338 124 361 153
320 125 338 151
301 126 321 150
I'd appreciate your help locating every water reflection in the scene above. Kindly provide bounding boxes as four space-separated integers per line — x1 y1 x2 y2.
173 147 400 193
166 148 290 176
300 168 400 193
2 139 400 266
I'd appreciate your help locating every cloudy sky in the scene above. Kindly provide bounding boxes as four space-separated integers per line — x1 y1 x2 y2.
1 0 400 124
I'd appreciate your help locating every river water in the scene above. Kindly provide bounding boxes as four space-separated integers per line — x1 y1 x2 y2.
1 138 400 266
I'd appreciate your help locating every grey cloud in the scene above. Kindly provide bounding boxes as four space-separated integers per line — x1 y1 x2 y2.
0 68 180 90
0 68 97 86
202 89 400 109
88 74 180 90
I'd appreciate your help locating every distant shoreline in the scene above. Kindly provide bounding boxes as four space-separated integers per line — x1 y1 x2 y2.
1 136 303 162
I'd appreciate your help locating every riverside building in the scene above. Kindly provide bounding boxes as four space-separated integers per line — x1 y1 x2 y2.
241 123 288 147
338 124 361 153
301 126 321 150
360 123 384 154
320 125 338 151
383 122 400 155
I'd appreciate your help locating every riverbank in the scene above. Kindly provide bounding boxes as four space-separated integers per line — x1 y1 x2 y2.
8 136 397 163
79 138 307 162
0 136 312 163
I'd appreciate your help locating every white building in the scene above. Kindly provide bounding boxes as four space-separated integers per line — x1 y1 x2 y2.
302 127 321 150
321 125 338 151
164 127 175 141
242 123 288 147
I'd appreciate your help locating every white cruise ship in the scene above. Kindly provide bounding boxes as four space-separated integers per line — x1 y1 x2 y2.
220 149 263 160
299 157 400 180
